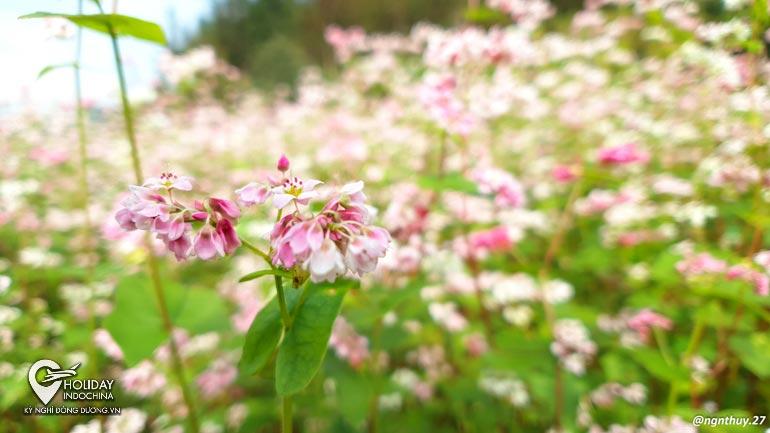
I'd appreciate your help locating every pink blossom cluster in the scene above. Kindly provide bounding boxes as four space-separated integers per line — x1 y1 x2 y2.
329 316 370 369
324 25 367 62
121 360 166 398
551 319 597 375
115 172 241 261
469 167 527 208
236 155 391 283
627 309 673 343
419 74 477 136
597 142 650 166
196 359 237 397
487 0 555 30
676 251 770 296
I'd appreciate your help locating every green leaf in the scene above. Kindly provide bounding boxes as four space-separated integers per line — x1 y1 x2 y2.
629 348 689 383
104 275 228 366
239 289 300 375
37 63 75 80
239 268 290 283
20 12 166 45
730 333 770 378
275 283 349 396
417 172 478 194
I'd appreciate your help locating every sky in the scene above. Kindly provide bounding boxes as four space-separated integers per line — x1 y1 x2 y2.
0 0 212 116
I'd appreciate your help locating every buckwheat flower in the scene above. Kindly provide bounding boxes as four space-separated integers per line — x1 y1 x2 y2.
307 237 347 283
197 359 237 398
428 302 467 332
93 329 124 361
754 250 770 273
676 252 727 276
143 172 193 191
627 309 672 342
277 153 290 172
597 142 650 166
470 167 527 208
467 226 515 258
0 275 10 295
105 408 147 433
116 174 242 261
345 227 390 275
329 317 370 368
121 361 166 398
194 225 225 260
70 419 101 433
234 182 271 206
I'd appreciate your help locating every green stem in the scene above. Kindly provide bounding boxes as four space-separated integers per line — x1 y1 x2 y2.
74 0 100 378
274 275 292 329
282 396 293 433
101 8 199 432
240 237 273 266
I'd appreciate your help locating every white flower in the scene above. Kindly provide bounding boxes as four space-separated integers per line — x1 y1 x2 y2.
0 275 10 295
70 420 101 433
105 409 147 433
306 237 346 283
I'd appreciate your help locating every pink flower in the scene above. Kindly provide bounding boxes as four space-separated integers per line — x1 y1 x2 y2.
329 317 370 369
676 253 727 276
628 309 673 342
272 176 323 209
143 172 193 191
209 198 241 221
470 167 527 208
468 226 514 256
117 174 242 261
121 361 166 398
345 228 391 275
277 153 290 172
552 165 579 183
306 237 347 283
234 182 271 206
93 329 124 361
216 218 241 255
597 143 650 166
197 360 237 398
194 225 225 260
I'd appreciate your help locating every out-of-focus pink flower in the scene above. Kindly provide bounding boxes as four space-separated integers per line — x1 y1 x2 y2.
93 329 124 361
464 332 489 357
627 309 673 342
676 253 727 276
329 317 370 369
121 360 166 398
552 165 580 183
470 167 527 208
468 226 515 256
197 359 237 398
597 142 650 166
325 25 367 62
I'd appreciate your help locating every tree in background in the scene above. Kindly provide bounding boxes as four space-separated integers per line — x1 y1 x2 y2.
187 0 466 90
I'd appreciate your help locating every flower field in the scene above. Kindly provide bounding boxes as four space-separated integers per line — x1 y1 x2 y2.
3 1 770 432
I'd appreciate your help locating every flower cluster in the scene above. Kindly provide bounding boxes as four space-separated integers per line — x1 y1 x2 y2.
237 155 391 283
115 172 241 261
550 319 597 375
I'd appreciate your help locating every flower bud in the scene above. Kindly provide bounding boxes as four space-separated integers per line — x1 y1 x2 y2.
277 154 290 172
